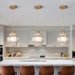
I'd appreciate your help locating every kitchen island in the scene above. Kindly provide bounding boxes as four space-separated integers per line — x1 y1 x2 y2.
0 58 75 66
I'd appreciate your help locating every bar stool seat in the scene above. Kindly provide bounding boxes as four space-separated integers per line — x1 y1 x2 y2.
39 66 54 75
59 66 74 75
0 66 15 75
20 66 35 75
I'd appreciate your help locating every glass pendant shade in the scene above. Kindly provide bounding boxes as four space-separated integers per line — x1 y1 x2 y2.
57 30 68 43
7 30 18 43
7 5 18 44
32 30 43 46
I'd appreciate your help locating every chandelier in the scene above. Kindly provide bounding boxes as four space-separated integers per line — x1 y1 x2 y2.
7 5 18 43
32 5 43 46
32 30 43 43
57 30 68 43
57 5 68 44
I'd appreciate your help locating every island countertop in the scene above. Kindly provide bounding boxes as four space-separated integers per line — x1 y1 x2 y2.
0 58 75 66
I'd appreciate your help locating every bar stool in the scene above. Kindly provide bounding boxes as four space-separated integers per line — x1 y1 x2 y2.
59 66 74 75
0 66 16 75
39 66 54 75
20 66 35 75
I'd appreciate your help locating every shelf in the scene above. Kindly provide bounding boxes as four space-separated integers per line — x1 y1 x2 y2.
4 56 71 59
46 45 68 48
4 57 30 59
29 43 46 45
5 45 28 48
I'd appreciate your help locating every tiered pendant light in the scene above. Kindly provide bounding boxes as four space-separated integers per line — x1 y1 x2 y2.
32 5 43 47
7 5 18 43
57 5 68 44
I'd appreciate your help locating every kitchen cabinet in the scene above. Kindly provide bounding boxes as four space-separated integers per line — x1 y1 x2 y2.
0 26 4 45
0 26 4 60
47 30 70 47
72 25 75 51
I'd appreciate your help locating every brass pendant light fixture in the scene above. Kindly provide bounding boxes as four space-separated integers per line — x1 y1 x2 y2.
32 5 43 47
7 5 18 43
57 5 68 44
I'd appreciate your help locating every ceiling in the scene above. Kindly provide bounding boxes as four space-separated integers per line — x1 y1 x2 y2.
0 0 75 26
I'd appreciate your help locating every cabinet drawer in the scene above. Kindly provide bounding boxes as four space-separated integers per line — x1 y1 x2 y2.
0 45 3 48
0 56 3 61
0 48 3 55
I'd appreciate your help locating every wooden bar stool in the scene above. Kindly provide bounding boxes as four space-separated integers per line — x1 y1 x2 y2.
20 66 35 75
0 66 16 75
39 66 54 75
59 66 74 75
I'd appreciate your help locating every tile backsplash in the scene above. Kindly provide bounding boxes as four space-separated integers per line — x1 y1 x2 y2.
5 46 68 57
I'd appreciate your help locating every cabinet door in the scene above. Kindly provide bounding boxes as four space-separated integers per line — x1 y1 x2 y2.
72 25 75 50
0 56 3 61
16 30 31 45
47 31 58 45
0 26 4 45
0 48 3 55
47 30 70 46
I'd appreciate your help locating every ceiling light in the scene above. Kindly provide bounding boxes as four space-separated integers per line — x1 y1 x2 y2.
32 5 43 47
7 5 18 43
57 5 68 44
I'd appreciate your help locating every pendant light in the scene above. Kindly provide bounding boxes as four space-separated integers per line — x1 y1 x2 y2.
32 5 43 47
7 5 18 43
57 5 68 44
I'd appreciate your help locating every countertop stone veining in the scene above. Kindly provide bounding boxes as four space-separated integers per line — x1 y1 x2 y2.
0 58 75 66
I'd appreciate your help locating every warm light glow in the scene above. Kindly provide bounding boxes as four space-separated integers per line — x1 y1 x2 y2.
7 31 18 43
32 30 43 46
57 30 68 43
7 6 18 44
32 36 43 43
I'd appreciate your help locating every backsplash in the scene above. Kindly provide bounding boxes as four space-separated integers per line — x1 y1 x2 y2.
5 47 68 57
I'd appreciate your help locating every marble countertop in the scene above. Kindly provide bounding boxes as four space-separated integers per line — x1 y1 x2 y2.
0 58 75 66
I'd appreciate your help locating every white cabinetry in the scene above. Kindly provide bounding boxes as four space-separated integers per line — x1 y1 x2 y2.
0 26 4 45
0 26 4 59
72 25 75 51
47 31 58 47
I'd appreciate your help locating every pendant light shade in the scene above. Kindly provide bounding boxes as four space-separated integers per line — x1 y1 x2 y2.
7 30 18 43
7 5 18 43
57 30 68 43
32 30 43 43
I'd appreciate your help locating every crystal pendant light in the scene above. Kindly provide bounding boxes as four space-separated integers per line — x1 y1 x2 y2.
57 5 68 45
32 5 43 47
7 5 18 43
57 30 68 43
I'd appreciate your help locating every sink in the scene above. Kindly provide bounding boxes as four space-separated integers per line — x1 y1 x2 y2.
20 59 46 62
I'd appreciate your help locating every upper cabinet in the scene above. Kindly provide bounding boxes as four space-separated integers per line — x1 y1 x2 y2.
72 25 75 51
0 26 4 45
47 26 70 47
4 26 47 47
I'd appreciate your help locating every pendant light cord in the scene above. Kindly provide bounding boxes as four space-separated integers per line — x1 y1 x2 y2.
12 9 14 31
37 9 39 30
62 9 65 30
